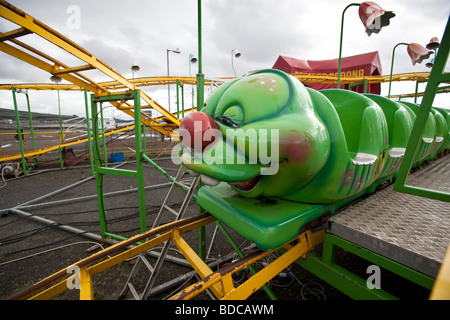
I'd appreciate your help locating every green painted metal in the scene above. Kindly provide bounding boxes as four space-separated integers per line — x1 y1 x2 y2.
23 92 37 167
84 89 95 176
337 3 361 89
91 90 147 239
288 251 398 300
348 78 368 93
388 42 409 98
100 103 107 167
197 0 206 261
56 88 64 168
11 88 38 170
11 88 28 175
325 234 435 290
283 232 434 299
394 16 450 202
214 221 277 300
142 124 147 154
196 0 204 111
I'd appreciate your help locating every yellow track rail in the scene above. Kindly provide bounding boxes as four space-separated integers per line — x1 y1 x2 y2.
0 124 135 162
0 0 177 137
5 213 324 300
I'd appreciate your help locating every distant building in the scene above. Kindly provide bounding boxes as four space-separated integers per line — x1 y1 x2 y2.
272 51 382 94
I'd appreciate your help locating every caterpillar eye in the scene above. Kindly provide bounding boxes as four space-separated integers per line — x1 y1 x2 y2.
219 116 240 128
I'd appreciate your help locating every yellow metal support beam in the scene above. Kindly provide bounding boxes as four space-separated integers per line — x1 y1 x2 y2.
0 0 179 138
172 227 225 299
0 26 30 41
52 64 95 75
430 242 450 299
169 229 325 300
10 214 215 300
0 124 135 162
79 266 94 300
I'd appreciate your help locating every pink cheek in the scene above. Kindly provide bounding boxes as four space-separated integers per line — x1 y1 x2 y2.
281 134 311 163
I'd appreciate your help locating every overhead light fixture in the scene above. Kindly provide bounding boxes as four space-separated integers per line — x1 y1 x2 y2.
231 49 241 77
131 61 140 73
407 43 433 65
50 75 62 83
358 1 396 36
426 37 440 50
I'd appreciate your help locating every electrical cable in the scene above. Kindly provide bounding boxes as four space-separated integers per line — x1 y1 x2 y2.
0 166 7 189
0 241 106 267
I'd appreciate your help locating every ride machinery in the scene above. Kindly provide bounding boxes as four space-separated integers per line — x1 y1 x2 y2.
2 0 449 300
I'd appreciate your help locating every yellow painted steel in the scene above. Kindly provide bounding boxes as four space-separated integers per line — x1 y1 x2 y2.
0 72 435 92
17 213 324 301
172 227 225 298
0 0 178 139
430 242 450 300
169 229 325 300
16 214 216 300
0 124 135 162
79 266 94 300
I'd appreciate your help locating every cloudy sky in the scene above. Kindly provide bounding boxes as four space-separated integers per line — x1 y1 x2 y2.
0 0 449 119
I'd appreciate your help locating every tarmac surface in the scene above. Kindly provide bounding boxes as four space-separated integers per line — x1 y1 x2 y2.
0 141 435 300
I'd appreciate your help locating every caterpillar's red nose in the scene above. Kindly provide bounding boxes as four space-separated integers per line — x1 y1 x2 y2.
179 111 217 151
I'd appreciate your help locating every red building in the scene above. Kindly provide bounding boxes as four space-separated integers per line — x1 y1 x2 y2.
272 51 382 94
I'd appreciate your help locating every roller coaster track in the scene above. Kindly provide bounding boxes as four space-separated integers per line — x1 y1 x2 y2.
6 212 324 300
0 72 445 92
0 0 178 138
0 123 135 162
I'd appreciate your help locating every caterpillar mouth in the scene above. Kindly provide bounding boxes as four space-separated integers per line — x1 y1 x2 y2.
190 172 261 192
228 175 261 191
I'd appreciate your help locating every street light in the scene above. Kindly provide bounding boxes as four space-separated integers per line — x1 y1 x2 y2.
131 61 140 90
189 54 197 109
131 61 140 79
167 48 181 111
337 2 395 88
388 42 433 98
231 49 241 77
425 37 440 68
407 43 433 65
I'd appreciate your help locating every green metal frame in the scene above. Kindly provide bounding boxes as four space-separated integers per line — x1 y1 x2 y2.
84 89 95 176
11 88 38 175
197 0 206 261
284 233 435 300
91 89 147 240
388 42 409 98
394 16 450 202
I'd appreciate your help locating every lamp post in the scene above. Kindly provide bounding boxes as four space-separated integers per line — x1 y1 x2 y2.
189 54 197 109
425 37 440 68
337 2 395 88
231 49 241 77
388 42 433 98
196 0 204 111
167 48 181 112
